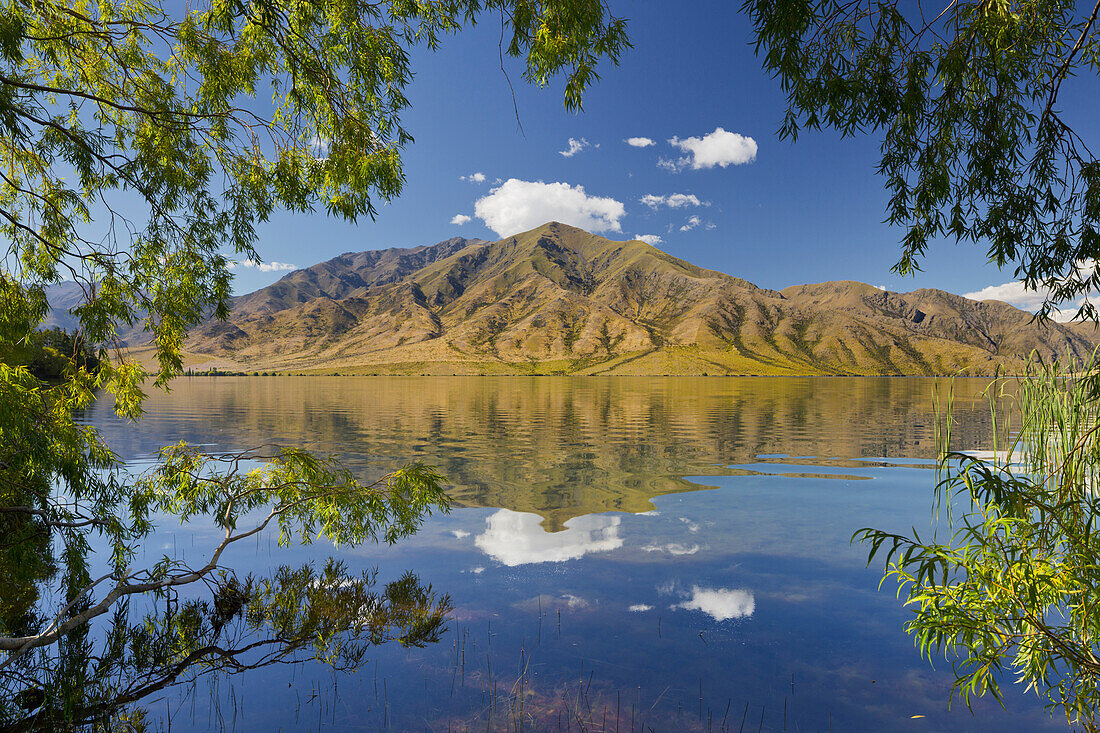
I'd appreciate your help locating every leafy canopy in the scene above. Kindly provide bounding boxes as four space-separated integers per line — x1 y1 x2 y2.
0 0 629 394
0 0 629 724
743 0 1100 317
744 1 1100 725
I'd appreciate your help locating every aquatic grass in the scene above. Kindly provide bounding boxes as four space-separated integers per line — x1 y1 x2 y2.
400 602 823 733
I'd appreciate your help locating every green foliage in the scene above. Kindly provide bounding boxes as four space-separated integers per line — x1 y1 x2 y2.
746 3 1100 722
0 0 629 391
0 327 101 379
140 445 448 546
856 356 1100 728
0 0 628 725
743 0 1100 317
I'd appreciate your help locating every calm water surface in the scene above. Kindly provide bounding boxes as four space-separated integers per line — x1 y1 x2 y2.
83 376 1061 731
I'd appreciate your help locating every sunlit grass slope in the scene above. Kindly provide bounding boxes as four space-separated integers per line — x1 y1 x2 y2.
180 222 1095 376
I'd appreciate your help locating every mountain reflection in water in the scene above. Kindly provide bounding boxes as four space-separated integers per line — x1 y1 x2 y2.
52 376 1070 731
85 376 999 527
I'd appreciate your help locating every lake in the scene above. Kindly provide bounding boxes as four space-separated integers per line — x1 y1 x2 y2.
82 376 1062 731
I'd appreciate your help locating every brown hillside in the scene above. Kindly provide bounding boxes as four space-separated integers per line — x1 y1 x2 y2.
184 222 1096 375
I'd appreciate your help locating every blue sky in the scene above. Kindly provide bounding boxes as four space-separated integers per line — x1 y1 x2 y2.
231 0 1100 316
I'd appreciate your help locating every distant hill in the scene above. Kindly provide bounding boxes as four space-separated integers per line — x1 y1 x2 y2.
42 282 148 346
41 281 87 333
173 222 1096 375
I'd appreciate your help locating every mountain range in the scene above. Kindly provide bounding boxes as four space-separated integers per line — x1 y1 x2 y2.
171 222 1097 376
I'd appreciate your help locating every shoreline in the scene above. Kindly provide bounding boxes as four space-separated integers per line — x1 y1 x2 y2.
179 370 1002 378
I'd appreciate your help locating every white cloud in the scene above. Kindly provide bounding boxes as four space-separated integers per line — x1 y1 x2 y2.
634 234 663 246
963 281 1050 311
559 137 591 157
461 172 487 183
673 586 755 621
450 214 472 225
628 604 654 612
1050 305 1090 322
626 137 656 148
228 259 296 273
258 261 296 272
640 193 706 210
474 179 626 237
310 136 329 160
668 127 758 170
451 529 470 539
668 544 700 555
562 594 589 609
680 215 702 232
668 193 705 208
679 517 700 532
474 509 623 566
962 280 1087 321
678 215 715 232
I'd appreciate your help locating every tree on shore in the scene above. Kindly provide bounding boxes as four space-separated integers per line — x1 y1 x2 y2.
0 0 628 725
744 0 1100 318
743 0 1100 726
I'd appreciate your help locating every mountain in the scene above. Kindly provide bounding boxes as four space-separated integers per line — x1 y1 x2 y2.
180 222 1095 375
41 282 148 345
41 282 88 333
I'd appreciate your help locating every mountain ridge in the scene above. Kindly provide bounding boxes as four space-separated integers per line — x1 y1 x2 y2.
167 222 1097 375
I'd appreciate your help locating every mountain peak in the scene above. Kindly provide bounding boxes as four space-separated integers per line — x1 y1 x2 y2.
183 225 1096 375
524 220 588 235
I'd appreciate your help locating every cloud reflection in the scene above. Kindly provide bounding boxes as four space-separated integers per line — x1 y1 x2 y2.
474 509 623 566
673 586 755 621
641 542 700 555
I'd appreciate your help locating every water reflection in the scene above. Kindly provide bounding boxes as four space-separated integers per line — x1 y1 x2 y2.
671 586 757 621
65 376 1069 731
0 561 449 731
641 541 701 555
474 509 623 565
86 376 1000 530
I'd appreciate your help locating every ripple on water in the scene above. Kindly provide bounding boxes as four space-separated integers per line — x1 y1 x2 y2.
73 375 1055 732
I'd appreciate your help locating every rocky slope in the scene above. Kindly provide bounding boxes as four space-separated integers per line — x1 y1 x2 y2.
184 222 1095 375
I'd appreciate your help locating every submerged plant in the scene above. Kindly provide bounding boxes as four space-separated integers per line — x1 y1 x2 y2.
856 353 1100 728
